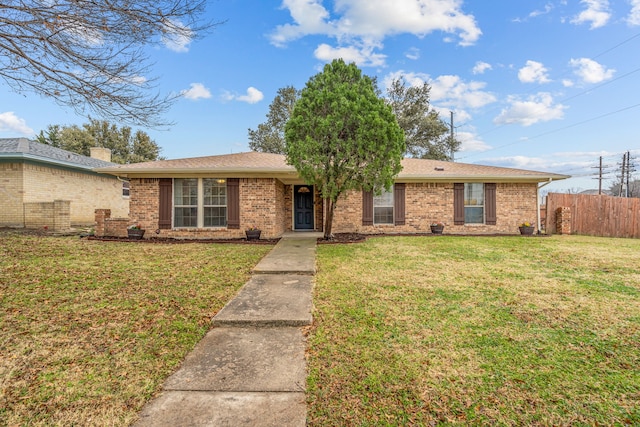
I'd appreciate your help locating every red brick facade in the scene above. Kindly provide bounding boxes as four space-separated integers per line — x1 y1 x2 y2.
333 182 538 234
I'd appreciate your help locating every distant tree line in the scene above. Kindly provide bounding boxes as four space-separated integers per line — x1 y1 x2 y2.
37 119 163 164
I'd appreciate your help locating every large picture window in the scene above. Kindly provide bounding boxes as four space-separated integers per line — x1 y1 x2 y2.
464 183 484 224
174 178 227 228
373 189 394 224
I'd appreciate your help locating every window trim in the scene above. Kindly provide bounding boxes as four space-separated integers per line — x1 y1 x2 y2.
173 178 228 228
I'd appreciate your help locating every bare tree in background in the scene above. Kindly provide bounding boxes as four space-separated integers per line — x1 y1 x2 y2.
0 1 219 127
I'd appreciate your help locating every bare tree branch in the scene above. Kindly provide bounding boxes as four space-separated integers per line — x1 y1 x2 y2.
0 1 221 127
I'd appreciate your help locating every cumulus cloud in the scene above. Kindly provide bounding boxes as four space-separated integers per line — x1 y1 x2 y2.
162 19 193 52
518 60 551 84
314 43 386 67
493 93 566 127
223 87 264 104
181 83 212 100
270 0 481 66
429 75 497 109
456 131 491 152
569 58 615 84
0 112 33 135
472 61 492 75
571 0 611 29
629 0 640 25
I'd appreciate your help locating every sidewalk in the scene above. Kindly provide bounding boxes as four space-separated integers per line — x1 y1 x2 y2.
134 233 320 427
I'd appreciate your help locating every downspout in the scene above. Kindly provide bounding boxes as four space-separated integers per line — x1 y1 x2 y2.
537 178 553 234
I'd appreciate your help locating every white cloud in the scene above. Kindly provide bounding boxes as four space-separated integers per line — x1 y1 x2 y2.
223 87 264 104
314 43 386 67
493 93 567 127
629 0 640 25
405 47 420 60
429 74 496 109
472 61 492 75
456 131 491 152
181 83 212 100
569 58 615 84
571 0 611 29
270 0 481 66
0 112 33 135
162 19 193 52
529 3 554 18
518 60 551 84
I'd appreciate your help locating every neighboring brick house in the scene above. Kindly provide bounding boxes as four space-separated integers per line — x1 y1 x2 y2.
0 138 129 229
94 151 568 239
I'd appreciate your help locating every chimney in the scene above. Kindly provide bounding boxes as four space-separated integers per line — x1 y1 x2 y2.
90 147 112 162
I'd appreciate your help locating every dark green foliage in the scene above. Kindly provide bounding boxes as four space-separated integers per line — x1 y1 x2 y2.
248 86 300 154
285 59 405 238
387 76 460 160
37 119 163 164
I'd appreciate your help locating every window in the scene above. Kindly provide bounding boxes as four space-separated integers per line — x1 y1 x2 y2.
174 178 227 228
373 189 394 224
122 180 130 197
464 183 484 224
203 179 227 227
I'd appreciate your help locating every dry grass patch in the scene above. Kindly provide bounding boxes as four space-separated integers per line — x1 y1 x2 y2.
308 235 640 426
0 233 272 426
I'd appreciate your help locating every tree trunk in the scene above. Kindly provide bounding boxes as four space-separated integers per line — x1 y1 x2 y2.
324 198 335 240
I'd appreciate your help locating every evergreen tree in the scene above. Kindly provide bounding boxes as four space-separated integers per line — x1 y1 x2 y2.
285 59 405 239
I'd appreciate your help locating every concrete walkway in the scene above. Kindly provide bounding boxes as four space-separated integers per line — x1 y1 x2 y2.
135 232 321 427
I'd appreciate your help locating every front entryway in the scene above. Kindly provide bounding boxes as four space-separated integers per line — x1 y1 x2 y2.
294 185 314 230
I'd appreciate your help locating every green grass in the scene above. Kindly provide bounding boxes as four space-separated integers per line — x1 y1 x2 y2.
0 233 272 426
308 235 640 426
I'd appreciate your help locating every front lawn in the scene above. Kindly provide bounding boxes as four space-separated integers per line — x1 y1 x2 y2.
309 235 640 425
0 233 272 426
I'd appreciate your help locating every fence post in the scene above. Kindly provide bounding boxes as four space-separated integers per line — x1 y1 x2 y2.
556 207 572 235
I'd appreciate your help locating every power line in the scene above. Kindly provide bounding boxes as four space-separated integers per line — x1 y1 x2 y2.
458 103 640 160
454 30 640 144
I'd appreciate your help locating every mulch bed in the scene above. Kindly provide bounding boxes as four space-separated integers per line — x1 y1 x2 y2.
84 236 281 244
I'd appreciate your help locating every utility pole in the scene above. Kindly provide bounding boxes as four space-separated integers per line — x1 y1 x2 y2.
449 111 455 162
619 152 627 197
626 150 631 197
598 156 603 195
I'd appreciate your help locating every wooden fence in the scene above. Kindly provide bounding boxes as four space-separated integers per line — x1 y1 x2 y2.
546 193 640 238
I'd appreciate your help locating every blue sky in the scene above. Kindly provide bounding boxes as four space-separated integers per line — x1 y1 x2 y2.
2 0 640 192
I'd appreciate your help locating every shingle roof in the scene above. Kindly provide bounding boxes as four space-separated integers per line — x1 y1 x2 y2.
95 151 569 182
0 138 116 169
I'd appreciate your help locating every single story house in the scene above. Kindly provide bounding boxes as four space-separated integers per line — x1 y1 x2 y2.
94 151 568 239
0 138 129 229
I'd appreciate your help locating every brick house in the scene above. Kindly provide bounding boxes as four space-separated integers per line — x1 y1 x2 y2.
94 151 568 238
0 138 129 230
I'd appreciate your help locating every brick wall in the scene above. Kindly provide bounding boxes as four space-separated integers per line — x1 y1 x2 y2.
1 161 126 228
19 162 128 226
332 182 539 234
556 206 572 235
127 177 289 239
0 162 24 226
95 209 128 237
114 178 540 239
23 200 70 231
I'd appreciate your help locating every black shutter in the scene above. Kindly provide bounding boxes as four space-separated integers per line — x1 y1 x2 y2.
158 178 172 229
485 183 497 225
227 178 240 229
454 183 465 225
394 183 405 226
362 190 373 226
